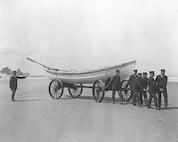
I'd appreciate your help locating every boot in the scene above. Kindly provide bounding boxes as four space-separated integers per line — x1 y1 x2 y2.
112 93 115 104
165 98 168 109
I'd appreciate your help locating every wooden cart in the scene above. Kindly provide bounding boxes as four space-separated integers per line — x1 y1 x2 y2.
27 58 136 102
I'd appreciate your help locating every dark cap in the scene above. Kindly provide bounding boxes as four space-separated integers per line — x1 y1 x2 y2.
13 71 16 73
149 71 154 74
161 69 165 72
138 73 142 76
143 72 147 75
116 69 120 72
134 69 137 72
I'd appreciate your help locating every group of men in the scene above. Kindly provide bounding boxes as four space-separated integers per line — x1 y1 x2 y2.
107 69 168 110
9 69 168 110
129 69 168 110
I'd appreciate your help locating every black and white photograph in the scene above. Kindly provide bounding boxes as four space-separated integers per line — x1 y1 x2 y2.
0 0 178 142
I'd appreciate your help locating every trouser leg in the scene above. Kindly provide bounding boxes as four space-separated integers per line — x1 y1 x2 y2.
147 94 153 108
143 91 147 100
117 90 123 102
139 91 143 105
131 90 134 102
11 89 16 100
157 92 161 108
153 93 158 108
142 91 147 105
133 91 137 105
112 91 116 104
163 91 168 108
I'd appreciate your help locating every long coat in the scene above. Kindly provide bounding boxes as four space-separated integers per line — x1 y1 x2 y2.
133 77 143 92
148 77 157 94
156 75 168 90
128 74 137 91
9 76 25 90
141 77 148 89
108 75 121 91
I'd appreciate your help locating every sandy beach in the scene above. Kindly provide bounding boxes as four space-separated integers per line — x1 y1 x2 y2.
0 77 178 142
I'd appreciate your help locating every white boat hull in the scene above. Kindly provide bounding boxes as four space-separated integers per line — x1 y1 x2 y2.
45 60 136 84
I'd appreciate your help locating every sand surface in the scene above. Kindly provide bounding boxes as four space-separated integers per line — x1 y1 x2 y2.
0 78 178 142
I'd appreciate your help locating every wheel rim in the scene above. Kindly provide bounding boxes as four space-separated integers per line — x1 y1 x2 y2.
121 80 132 102
49 79 64 99
68 84 83 98
121 80 129 88
92 80 105 102
121 89 132 102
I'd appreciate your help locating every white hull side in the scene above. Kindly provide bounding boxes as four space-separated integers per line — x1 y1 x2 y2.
46 60 136 84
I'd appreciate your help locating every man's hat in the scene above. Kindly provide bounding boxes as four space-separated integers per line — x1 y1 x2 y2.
138 73 142 76
143 72 147 75
161 69 165 72
116 69 120 72
149 71 154 74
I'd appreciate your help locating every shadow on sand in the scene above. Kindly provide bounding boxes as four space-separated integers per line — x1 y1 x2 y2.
15 97 83 102
167 107 178 110
145 106 178 110
15 99 47 102
66 95 94 100
65 95 112 102
66 95 178 108
65 95 130 104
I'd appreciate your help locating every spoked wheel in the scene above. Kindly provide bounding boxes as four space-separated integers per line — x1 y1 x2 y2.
68 84 83 98
49 79 64 99
92 79 105 102
121 80 132 102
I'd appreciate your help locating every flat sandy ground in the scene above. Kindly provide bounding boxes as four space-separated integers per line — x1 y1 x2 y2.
0 78 178 142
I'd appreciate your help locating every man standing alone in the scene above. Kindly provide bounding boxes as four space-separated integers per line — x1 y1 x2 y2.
156 69 168 109
9 71 26 101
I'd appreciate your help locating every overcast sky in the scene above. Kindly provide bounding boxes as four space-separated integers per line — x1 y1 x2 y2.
0 0 178 77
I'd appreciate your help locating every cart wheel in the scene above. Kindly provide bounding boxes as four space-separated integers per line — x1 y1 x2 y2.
92 79 105 102
68 84 83 98
121 80 132 102
49 79 64 99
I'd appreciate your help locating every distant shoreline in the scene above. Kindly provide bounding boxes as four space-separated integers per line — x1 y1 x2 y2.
0 76 178 83
0 76 46 79
168 78 178 82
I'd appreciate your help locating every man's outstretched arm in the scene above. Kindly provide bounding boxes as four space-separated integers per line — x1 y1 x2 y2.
17 76 26 79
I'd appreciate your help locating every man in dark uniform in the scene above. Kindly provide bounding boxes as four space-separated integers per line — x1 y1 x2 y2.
156 69 168 109
140 72 148 105
9 71 26 101
147 71 158 110
132 73 143 106
107 70 122 104
126 69 138 101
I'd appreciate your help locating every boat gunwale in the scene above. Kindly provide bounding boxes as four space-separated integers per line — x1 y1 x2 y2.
45 60 136 75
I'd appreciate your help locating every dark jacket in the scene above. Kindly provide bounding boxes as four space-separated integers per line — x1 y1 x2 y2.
148 77 157 94
128 74 138 90
9 76 25 90
108 75 121 91
133 77 143 92
156 75 168 90
141 77 148 89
